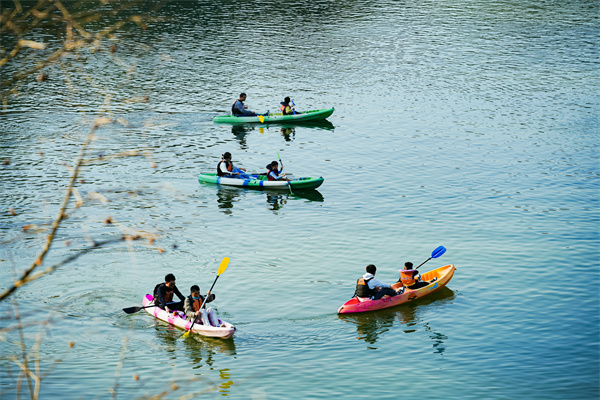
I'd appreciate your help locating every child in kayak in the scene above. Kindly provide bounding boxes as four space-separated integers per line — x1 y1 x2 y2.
280 96 296 115
218 152 247 178
184 285 220 326
265 161 290 181
398 262 437 289
355 264 403 300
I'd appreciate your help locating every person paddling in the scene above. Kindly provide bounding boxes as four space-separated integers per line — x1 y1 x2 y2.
217 152 246 177
399 262 437 289
184 285 220 326
153 273 186 312
355 264 402 300
279 96 298 115
232 93 268 117
265 161 289 181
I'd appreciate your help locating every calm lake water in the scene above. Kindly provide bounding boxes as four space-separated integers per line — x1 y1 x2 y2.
1 0 599 398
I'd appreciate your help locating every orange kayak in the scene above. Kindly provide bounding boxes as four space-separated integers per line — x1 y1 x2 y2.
337 264 456 314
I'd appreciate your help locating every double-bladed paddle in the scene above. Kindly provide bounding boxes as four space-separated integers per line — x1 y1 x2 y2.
122 301 178 314
415 246 446 270
182 257 230 338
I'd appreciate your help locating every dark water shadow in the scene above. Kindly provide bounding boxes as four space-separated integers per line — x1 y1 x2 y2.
338 287 455 349
219 119 334 130
215 186 243 215
214 185 323 215
152 323 237 396
231 125 255 149
226 120 334 145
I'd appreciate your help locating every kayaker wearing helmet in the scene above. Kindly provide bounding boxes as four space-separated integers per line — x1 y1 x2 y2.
265 161 289 181
184 285 220 326
355 264 403 300
232 93 269 117
399 262 437 289
217 152 246 177
153 273 186 312
280 96 297 115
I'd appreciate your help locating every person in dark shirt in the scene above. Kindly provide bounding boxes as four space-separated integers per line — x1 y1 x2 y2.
153 273 185 312
232 93 269 117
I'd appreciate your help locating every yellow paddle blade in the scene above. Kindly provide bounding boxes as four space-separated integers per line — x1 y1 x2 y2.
182 329 191 338
258 115 265 123
218 257 230 275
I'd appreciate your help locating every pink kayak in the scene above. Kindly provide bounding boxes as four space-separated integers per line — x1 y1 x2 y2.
337 264 455 314
142 294 236 339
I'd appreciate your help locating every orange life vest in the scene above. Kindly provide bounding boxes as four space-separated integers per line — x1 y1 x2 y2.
191 297 201 312
164 288 174 303
400 270 417 287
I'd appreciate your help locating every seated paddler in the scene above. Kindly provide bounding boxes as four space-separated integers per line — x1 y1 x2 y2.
265 161 289 181
355 264 403 300
184 285 220 326
232 92 268 117
153 273 186 312
399 262 436 290
280 96 299 115
217 152 247 178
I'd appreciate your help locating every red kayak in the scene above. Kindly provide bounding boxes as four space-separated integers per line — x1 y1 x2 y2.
337 264 456 314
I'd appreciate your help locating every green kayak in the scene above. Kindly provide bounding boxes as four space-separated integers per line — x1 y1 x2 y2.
213 108 334 124
198 173 324 190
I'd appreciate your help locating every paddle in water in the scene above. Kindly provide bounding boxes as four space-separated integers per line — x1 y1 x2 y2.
277 151 293 194
416 246 446 270
122 301 179 314
182 257 230 338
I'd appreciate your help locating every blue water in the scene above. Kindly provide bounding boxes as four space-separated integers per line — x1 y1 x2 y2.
1 0 599 398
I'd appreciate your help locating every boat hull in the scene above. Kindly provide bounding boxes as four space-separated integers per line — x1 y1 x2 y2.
337 265 455 314
198 173 324 190
142 294 235 339
213 108 334 124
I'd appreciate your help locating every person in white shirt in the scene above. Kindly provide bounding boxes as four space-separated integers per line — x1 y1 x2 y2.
217 152 246 177
355 264 402 300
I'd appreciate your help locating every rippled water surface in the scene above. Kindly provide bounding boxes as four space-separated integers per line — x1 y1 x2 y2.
1 0 599 399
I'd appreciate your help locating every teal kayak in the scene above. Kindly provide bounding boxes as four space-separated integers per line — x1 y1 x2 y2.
213 108 334 124
198 173 324 190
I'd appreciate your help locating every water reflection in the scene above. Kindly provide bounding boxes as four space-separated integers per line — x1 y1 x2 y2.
293 189 324 202
278 120 334 130
231 125 255 149
280 127 295 141
215 186 323 215
216 186 242 215
266 192 286 211
338 287 455 351
227 120 334 146
339 312 395 346
153 325 237 396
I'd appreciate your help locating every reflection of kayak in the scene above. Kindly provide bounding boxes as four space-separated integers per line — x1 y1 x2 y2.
213 108 334 124
337 265 455 314
199 173 324 190
142 294 235 339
